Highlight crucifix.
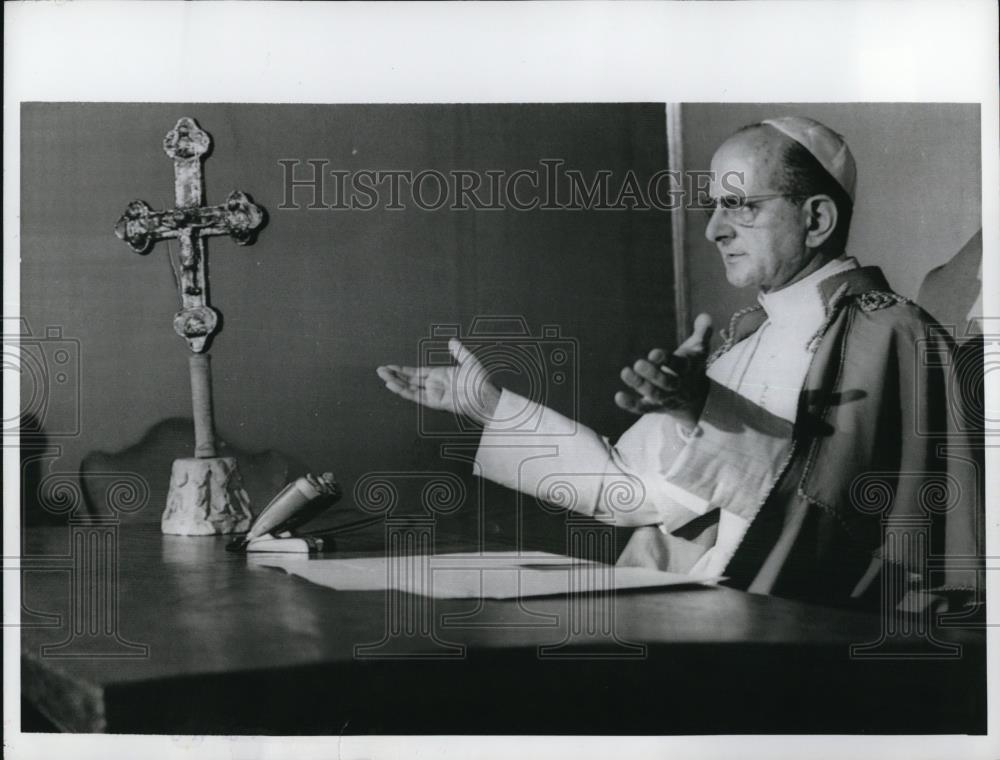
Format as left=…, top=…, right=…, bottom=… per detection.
left=115, top=117, right=266, bottom=535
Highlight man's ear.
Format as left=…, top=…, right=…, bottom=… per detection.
left=802, top=194, right=838, bottom=249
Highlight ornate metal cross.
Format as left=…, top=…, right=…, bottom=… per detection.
left=115, top=117, right=265, bottom=353
left=114, top=117, right=266, bottom=461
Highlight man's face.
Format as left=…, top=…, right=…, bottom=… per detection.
left=705, top=129, right=813, bottom=292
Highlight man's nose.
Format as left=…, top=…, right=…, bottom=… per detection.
left=704, top=205, right=734, bottom=244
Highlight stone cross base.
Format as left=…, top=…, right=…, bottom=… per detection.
left=162, top=457, right=253, bottom=536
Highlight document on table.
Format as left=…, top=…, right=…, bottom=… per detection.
left=251, top=551, right=719, bottom=599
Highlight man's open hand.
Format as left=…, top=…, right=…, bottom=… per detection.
left=614, top=313, right=713, bottom=430
left=377, top=338, right=501, bottom=426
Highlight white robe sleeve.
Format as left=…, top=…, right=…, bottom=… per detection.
left=473, top=389, right=714, bottom=528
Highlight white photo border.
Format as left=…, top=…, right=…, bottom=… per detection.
left=4, top=2, right=998, bottom=759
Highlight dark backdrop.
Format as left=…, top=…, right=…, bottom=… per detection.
left=20, top=102, right=674, bottom=549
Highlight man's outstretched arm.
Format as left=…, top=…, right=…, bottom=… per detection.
left=377, top=328, right=717, bottom=529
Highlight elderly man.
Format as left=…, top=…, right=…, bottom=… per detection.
left=378, top=116, right=980, bottom=611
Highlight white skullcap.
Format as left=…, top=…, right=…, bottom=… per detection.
left=761, top=116, right=857, bottom=202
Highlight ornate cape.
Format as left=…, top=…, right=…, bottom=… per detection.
left=475, top=267, right=983, bottom=611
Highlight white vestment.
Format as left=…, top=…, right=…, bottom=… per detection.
left=474, top=257, right=860, bottom=583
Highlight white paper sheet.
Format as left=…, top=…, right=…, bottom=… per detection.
left=251, top=551, right=719, bottom=599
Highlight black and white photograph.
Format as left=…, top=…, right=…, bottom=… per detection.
left=5, top=3, right=998, bottom=759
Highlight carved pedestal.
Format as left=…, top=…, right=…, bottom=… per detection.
left=162, top=457, right=253, bottom=536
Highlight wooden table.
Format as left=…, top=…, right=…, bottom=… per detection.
left=19, top=522, right=985, bottom=734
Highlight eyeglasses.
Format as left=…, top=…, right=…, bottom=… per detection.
left=696, top=193, right=804, bottom=227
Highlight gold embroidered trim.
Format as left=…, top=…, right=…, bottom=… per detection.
left=707, top=304, right=763, bottom=367
left=857, top=289, right=911, bottom=312
left=806, top=282, right=851, bottom=353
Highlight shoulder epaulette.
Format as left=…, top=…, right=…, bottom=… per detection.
left=856, top=290, right=911, bottom=312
